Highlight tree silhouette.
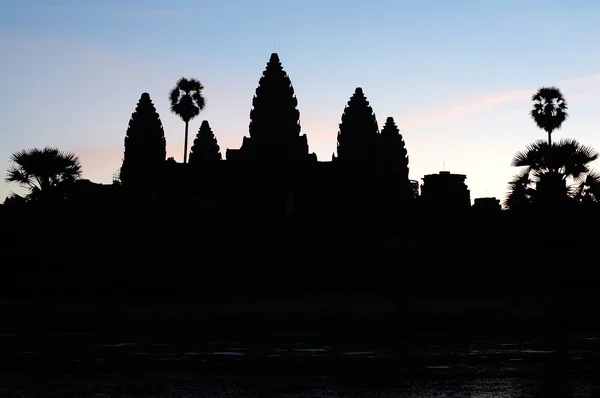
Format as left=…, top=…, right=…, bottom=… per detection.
left=504, top=170, right=534, bottom=210
left=5, top=147, right=82, bottom=204
left=246, top=53, right=310, bottom=163
left=379, top=117, right=409, bottom=200
left=169, top=78, right=206, bottom=163
left=506, top=138, right=600, bottom=208
left=530, top=87, right=568, bottom=146
left=335, top=87, right=379, bottom=166
left=120, top=92, right=166, bottom=190
left=189, top=120, right=222, bottom=165
left=573, top=170, right=600, bottom=206
left=3, top=193, right=26, bottom=207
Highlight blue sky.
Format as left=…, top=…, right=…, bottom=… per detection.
left=2, top=0, right=600, bottom=203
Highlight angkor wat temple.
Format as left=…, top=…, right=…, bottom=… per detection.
left=3, top=53, right=587, bottom=297
left=115, top=53, right=479, bottom=233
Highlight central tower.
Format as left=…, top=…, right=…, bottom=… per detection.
left=235, top=53, right=314, bottom=164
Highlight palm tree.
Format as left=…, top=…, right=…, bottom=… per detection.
left=169, top=78, right=206, bottom=164
left=5, top=147, right=81, bottom=376
left=504, top=170, right=534, bottom=210
left=530, top=86, right=568, bottom=146
left=5, top=147, right=82, bottom=204
left=573, top=170, right=600, bottom=206
left=506, top=138, right=600, bottom=208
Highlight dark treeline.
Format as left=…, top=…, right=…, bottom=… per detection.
left=2, top=54, right=600, bottom=298
left=1, top=200, right=597, bottom=297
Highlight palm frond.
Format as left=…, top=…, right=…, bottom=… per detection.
left=507, top=169, right=532, bottom=187
left=5, top=147, right=82, bottom=200
left=530, top=86, right=569, bottom=134
left=511, top=140, right=548, bottom=168
left=169, top=77, right=206, bottom=122
left=176, top=77, right=191, bottom=92
left=5, top=165, right=31, bottom=187
left=187, top=78, right=204, bottom=92
left=554, top=138, right=598, bottom=181
left=191, top=91, right=206, bottom=111
left=504, top=169, right=534, bottom=210
left=169, top=87, right=180, bottom=110
left=574, top=169, right=600, bottom=203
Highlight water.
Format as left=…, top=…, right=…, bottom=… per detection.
left=3, top=331, right=600, bottom=396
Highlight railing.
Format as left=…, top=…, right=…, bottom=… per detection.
left=112, top=168, right=121, bottom=184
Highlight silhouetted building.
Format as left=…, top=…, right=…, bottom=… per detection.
left=420, top=171, right=471, bottom=209
left=64, top=179, right=121, bottom=220
left=379, top=117, right=410, bottom=201
left=233, top=53, right=316, bottom=165
left=115, top=53, right=425, bottom=230
left=120, top=92, right=166, bottom=192
left=189, top=120, right=222, bottom=165
left=333, top=87, right=380, bottom=207
left=473, top=197, right=501, bottom=212
left=335, top=87, right=379, bottom=167
left=409, top=180, right=420, bottom=198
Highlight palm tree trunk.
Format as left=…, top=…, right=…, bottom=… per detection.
left=183, top=121, right=189, bottom=164
left=548, top=130, right=552, bottom=146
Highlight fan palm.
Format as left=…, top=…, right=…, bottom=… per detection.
left=530, top=87, right=568, bottom=146
left=5, top=147, right=82, bottom=203
left=506, top=138, right=600, bottom=208
left=512, top=138, right=597, bottom=179
left=169, top=78, right=206, bottom=164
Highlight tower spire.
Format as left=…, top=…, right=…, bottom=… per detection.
left=244, top=52, right=309, bottom=163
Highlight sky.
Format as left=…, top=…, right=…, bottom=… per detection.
left=2, top=0, right=600, bottom=203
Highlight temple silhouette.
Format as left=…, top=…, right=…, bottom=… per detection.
left=5, top=54, right=598, bottom=237
left=3, top=53, right=600, bottom=338
left=109, top=53, right=474, bottom=233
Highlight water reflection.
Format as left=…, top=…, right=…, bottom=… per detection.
left=3, top=332, right=600, bottom=396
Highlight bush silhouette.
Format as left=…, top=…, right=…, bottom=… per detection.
left=120, top=92, right=166, bottom=191
left=189, top=120, right=222, bottom=165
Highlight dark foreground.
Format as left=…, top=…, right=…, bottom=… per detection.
left=7, top=329, right=600, bottom=397
left=3, top=210, right=600, bottom=395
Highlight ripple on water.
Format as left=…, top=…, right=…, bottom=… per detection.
left=4, top=334, right=600, bottom=396
left=294, top=348, right=328, bottom=352
left=341, top=352, right=377, bottom=356
left=212, top=352, right=246, bottom=356
left=521, top=349, right=553, bottom=354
